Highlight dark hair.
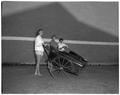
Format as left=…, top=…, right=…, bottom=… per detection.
left=59, top=38, right=63, bottom=41
left=51, top=35, right=56, bottom=39
left=36, top=28, right=43, bottom=36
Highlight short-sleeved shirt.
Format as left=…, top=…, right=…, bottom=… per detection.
left=35, top=35, right=44, bottom=52
left=58, top=42, right=68, bottom=51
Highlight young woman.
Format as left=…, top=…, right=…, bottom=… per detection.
left=58, top=38, right=68, bottom=52
left=34, top=28, right=45, bottom=76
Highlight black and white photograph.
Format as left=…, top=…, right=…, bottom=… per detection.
left=1, top=1, right=119, bottom=94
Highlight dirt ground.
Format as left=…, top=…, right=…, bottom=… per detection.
left=2, top=65, right=119, bottom=94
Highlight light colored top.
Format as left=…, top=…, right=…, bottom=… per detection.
left=35, top=35, right=44, bottom=52
left=58, top=42, right=68, bottom=51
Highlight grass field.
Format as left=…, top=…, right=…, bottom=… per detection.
left=2, top=65, right=119, bottom=94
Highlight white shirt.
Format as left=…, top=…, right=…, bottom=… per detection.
left=58, top=42, right=68, bottom=51
left=35, top=35, right=44, bottom=52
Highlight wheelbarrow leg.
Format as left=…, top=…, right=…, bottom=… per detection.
left=47, top=61, right=55, bottom=78
left=49, top=69, right=55, bottom=78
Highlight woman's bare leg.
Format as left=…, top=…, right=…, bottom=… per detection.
left=35, top=54, right=42, bottom=76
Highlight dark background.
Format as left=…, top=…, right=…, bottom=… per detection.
left=2, top=2, right=119, bottom=65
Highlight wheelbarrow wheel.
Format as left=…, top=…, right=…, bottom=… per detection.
left=47, top=56, right=73, bottom=78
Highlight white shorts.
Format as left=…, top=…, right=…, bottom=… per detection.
left=35, top=51, right=44, bottom=56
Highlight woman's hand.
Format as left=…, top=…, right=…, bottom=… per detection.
left=44, top=42, right=49, bottom=46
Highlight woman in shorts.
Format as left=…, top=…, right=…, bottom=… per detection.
left=34, top=28, right=45, bottom=76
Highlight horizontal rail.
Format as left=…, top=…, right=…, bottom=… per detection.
left=2, top=36, right=118, bottom=46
